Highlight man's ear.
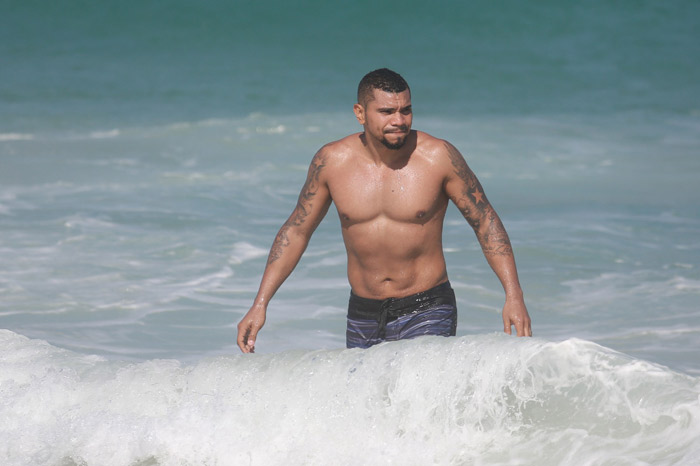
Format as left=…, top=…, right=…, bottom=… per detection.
left=353, top=103, right=365, bottom=125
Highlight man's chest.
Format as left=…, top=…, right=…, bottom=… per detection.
left=328, top=165, right=447, bottom=225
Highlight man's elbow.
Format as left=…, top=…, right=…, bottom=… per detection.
left=288, top=224, right=315, bottom=244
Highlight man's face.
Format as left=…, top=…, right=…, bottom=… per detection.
left=354, top=89, right=413, bottom=150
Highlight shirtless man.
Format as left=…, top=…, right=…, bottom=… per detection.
left=237, top=68, right=531, bottom=353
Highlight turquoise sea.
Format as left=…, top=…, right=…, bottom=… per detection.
left=2, top=1, right=699, bottom=464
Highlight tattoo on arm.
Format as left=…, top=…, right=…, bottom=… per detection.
left=445, top=141, right=513, bottom=257
left=268, top=150, right=328, bottom=264
left=480, top=211, right=513, bottom=256
left=445, top=141, right=486, bottom=224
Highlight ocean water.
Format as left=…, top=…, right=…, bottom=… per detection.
left=1, top=1, right=699, bottom=465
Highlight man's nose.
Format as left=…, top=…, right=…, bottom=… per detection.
left=391, top=112, right=406, bottom=127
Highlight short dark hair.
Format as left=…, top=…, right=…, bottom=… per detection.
left=357, top=68, right=410, bottom=106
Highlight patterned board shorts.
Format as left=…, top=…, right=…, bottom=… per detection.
left=346, top=281, right=458, bottom=349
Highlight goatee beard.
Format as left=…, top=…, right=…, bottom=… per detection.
left=381, top=126, right=409, bottom=150
left=380, top=136, right=406, bottom=150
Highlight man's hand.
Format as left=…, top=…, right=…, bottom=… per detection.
left=502, top=297, right=532, bottom=337
left=237, top=305, right=267, bottom=353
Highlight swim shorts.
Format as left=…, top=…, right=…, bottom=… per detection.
left=346, top=281, right=457, bottom=349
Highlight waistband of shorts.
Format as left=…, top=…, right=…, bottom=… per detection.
left=348, top=280, right=455, bottom=321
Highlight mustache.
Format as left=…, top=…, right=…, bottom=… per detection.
left=384, top=126, right=409, bottom=133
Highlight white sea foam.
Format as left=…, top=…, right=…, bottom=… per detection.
left=561, top=272, right=700, bottom=310
left=88, top=129, right=120, bottom=139
left=1, top=330, right=699, bottom=466
left=228, top=241, right=269, bottom=264
left=0, top=133, right=34, bottom=141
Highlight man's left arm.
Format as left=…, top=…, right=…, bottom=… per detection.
left=442, top=141, right=532, bottom=337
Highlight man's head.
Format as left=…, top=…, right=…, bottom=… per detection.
left=357, top=68, right=410, bottom=108
left=355, top=69, right=413, bottom=150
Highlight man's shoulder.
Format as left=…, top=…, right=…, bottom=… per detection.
left=414, top=131, right=459, bottom=164
left=326, top=133, right=363, bottom=151
left=313, top=133, right=363, bottom=163
left=415, top=130, right=446, bottom=150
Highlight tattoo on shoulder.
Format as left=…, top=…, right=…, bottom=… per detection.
left=268, top=150, right=328, bottom=264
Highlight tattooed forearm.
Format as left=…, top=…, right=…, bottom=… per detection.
left=479, top=210, right=513, bottom=256
left=267, top=151, right=327, bottom=264
left=268, top=224, right=290, bottom=263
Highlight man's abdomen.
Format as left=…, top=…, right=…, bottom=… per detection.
left=342, top=219, right=448, bottom=299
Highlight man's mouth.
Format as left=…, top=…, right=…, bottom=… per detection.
left=385, top=127, right=408, bottom=134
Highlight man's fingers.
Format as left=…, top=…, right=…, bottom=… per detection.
left=237, top=321, right=256, bottom=353
left=237, top=315, right=264, bottom=353
left=246, top=328, right=259, bottom=353
left=503, top=320, right=513, bottom=335
left=236, top=324, right=249, bottom=352
left=514, top=319, right=532, bottom=337
left=504, top=317, right=533, bottom=337
left=503, top=300, right=532, bottom=337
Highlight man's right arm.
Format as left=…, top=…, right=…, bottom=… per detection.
left=236, top=148, right=332, bottom=353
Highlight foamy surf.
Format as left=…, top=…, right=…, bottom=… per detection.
left=0, top=133, right=35, bottom=142
left=1, top=330, right=698, bottom=466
